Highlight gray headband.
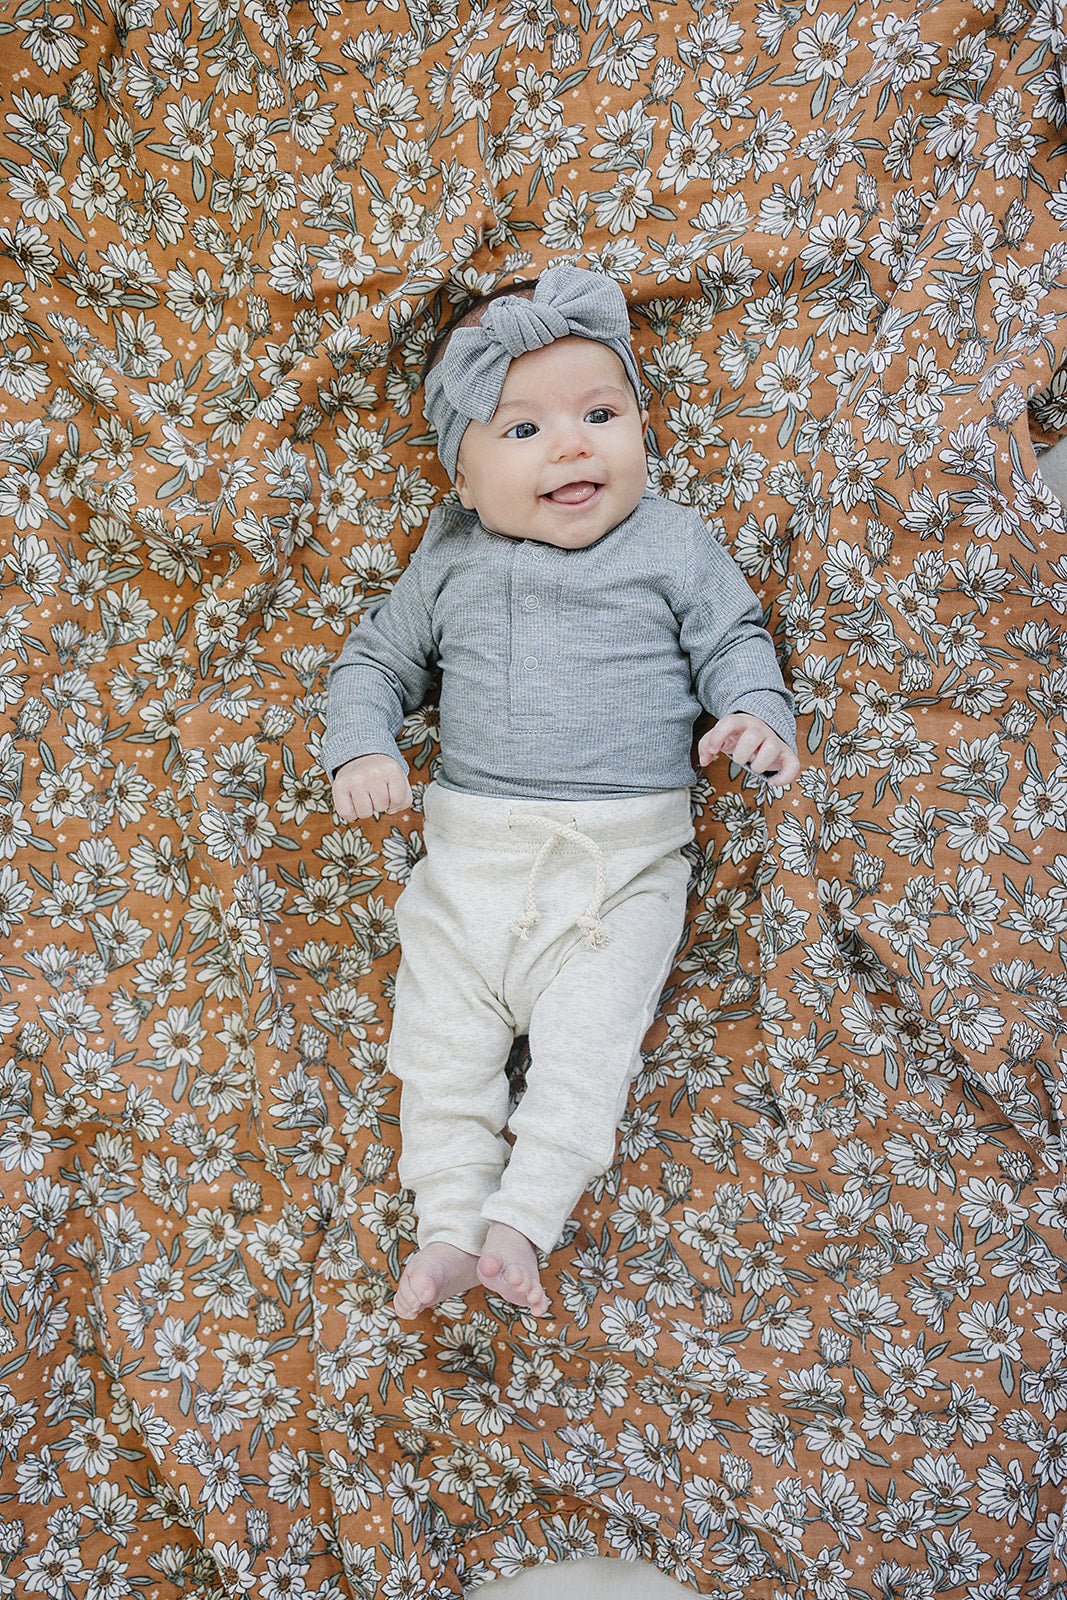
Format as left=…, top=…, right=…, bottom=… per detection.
left=423, top=264, right=643, bottom=480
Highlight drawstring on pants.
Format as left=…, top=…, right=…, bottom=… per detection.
left=509, top=814, right=610, bottom=950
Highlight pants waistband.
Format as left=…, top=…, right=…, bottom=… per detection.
left=422, top=781, right=694, bottom=851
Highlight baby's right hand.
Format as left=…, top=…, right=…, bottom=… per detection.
left=331, top=754, right=413, bottom=820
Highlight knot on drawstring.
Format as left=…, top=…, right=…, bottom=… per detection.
left=576, top=914, right=611, bottom=950
left=509, top=814, right=610, bottom=950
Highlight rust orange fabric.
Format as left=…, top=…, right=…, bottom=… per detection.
left=0, top=1, right=1064, bottom=1595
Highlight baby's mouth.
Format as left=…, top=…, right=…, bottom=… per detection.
left=543, top=481, right=600, bottom=505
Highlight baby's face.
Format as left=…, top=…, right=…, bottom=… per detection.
left=454, top=336, right=648, bottom=549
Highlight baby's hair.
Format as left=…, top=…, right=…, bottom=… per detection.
left=420, top=279, right=537, bottom=383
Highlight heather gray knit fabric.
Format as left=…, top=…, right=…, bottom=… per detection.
left=423, top=264, right=643, bottom=479
left=322, top=493, right=795, bottom=802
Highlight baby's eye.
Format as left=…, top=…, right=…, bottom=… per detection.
left=505, top=421, right=538, bottom=440
left=586, top=406, right=615, bottom=424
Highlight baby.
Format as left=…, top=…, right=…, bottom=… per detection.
left=323, top=265, right=799, bottom=1321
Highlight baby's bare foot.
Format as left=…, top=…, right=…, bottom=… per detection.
left=394, top=1242, right=480, bottom=1320
left=477, top=1223, right=550, bottom=1316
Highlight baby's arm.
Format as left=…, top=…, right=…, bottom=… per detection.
left=323, top=524, right=439, bottom=793
left=699, top=713, right=800, bottom=785
left=332, top=753, right=412, bottom=820
left=677, top=513, right=798, bottom=781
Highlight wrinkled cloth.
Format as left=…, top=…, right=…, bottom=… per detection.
left=2, top=1, right=1066, bottom=1598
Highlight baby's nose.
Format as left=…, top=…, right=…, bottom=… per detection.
left=550, top=417, right=590, bottom=456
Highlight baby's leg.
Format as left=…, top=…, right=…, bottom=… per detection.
left=390, top=848, right=518, bottom=1298
left=391, top=954, right=516, bottom=1246
left=484, top=854, right=689, bottom=1251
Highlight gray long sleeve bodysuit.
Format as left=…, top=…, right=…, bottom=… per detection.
left=323, top=492, right=795, bottom=797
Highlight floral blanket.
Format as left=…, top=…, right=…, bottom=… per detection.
left=0, top=0, right=1065, bottom=1596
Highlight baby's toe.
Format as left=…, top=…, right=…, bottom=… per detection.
left=393, top=1284, right=420, bottom=1318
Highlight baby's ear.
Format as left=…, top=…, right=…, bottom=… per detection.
left=454, top=466, right=474, bottom=509
left=640, top=409, right=649, bottom=441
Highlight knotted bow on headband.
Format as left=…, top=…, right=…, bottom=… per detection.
left=423, top=264, right=643, bottom=479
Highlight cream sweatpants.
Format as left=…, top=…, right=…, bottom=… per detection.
left=389, top=782, right=694, bottom=1256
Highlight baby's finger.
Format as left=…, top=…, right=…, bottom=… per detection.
left=774, top=748, right=801, bottom=784
left=697, top=730, right=721, bottom=766
left=727, top=729, right=763, bottom=769
left=750, top=744, right=800, bottom=785
left=332, top=784, right=359, bottom=821
left=352, top=779, right=390, bottom=819
left=747, top=738, right=783, bottom=775
left=384, top=771, right=413, bottom=813
left=698, top=715, right=744, bottom=763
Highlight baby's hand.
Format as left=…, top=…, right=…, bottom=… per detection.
left=698, top=714, right=800, bottom=785
left=331, top=754, right=413, bottom=819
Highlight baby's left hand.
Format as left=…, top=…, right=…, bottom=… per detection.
left=698, top=713, right=800, bottom=785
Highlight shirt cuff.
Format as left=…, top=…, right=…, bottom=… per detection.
left=319, top=732, right=405, bottom=781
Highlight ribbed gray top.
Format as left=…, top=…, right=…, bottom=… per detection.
left=323, top=494, right=795, bottom=801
